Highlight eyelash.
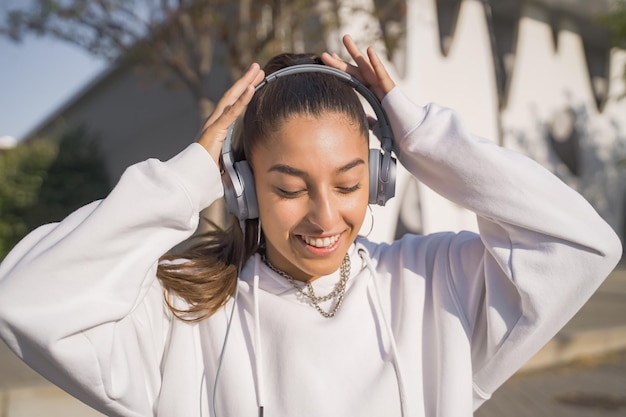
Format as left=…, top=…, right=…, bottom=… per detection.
left=276, top=184, right=361, bottom=198
left=276, top=188, right=304, bottom=198
left=338, top=184, right=361, bottom=194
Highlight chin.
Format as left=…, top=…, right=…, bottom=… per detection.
left=299, top=253, right=348, bottom=278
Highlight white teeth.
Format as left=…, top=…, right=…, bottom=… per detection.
left=302, top=234, right=339, bottom=248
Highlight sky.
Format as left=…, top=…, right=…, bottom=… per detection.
left=0, top=32, right=107, bottom=146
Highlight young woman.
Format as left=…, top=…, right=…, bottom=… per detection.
left=0, top=35, right=621, bottom=417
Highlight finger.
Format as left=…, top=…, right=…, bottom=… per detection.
left=321, top=50, right=364, bottom=84
left=341, top=35, right=379, bottom=85
left=320, top=51, right=351, bottom=72
left=207, top=63, right=263, bottom=124
left=252, top=68, right=265, bottom=86
left=203, top=63, right=262, bottom=134
left=367, top=47, right=388, bottom=79
left=196, top=84, right=256, bottom=162
left=224, top=63, right=263, bottom=100
left=321, top=52, right=344, bottom=63
left=366, top=46, right=396, bottom=98
left=342, top=34, right=364, bottom=60
left=202, top=84, right=254, bottom=142
left=216, top=84, right=256, bottom=128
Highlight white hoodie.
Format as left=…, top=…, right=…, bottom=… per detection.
left=0, top=87, right=621, bottom=417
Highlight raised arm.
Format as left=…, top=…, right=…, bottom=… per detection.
left=0, top=63, right=264, bottom=416
left=327, top=34, right=621, bottom=406
left=385, top=87, right=622, bottom=405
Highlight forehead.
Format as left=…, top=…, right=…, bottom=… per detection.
left=248, top=113, right=368, bottom=173
left=256, top=112, right=367, bottom=158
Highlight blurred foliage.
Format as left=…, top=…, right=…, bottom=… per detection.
left=0, top=128, right=110, bottom=260
left=0, top=0, right=405, bottom=231
left=597, top=0, right=626, bottom=84
left=0, top=140, right=56, bottom=259
left=1, top=0, right=405, bottom=120
left=1, top=0, right=336, bottom=120
left=597, top=0, right=626, bottom=48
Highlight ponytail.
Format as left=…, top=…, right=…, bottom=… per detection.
left=157, top=217, right=261, bottom=322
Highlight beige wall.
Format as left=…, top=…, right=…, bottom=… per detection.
left=340, top=0, right=626, bottom=245
left=27, top=0, right=626, bottom=244
left=34, top=65, right=230, bottom=182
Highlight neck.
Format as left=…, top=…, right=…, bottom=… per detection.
left=263, top=249, right=316, bottom=282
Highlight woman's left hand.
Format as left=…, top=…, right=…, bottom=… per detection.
left=321, top=34, right=396, bottom=102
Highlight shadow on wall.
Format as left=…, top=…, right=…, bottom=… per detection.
left=505, top=97, right=626, bottom=255
left=24, top=127, right=111, bottom=229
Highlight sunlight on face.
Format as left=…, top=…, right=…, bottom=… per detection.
left=250, top=112, right=370, bottom=282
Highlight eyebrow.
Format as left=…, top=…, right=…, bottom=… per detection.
left=268, top=158, right=366, bottom=177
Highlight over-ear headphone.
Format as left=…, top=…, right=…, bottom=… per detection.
left=220, top=64, right=397, bottom=220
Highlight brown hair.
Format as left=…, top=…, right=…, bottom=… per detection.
left=157, top=53, right=369, bottom=321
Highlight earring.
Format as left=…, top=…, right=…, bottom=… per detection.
left=360, top=205, right=375, bottom=238
left=256, top=218, right=262, bottom=246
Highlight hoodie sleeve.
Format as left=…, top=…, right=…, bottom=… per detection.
left=0, top=143, right=223, bottom=417
left=381, top=87, right=622, bottom=405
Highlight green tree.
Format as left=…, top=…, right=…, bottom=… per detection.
left=1, top=0, right=406, bottom=121
left=597, top=0, right=626, bottom=83
left=0, top=139, right=56, bottom=259
left=0, top=0, right=405, bottom=228
left=23, top=128, right=111, bottom=228
left=2, top=0, right=340, bottom=121
left=0, top=128, right=110, bottom=260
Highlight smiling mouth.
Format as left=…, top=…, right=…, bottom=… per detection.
left=300, top=234, right=341, bottom=248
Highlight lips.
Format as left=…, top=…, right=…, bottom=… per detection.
left=300, top=234, right=341, bottom=248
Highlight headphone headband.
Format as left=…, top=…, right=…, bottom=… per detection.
left=261, top=65, right=393, bottom=152
left=221, top=63, right=397, bottom=220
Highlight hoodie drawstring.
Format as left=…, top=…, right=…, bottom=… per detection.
left=247, top=247, right=407, bottom=417
left=253, top=254, right=266, bottom=416
left=358, top=247, right=409, bottom=417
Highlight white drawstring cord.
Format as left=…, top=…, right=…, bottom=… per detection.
left=253, top=254, right=265, bottom=416
left=212, top=261, right=241, bottom=417
left=358, top=247, right=409, bottom=417
left=213, top=240, right=404, bottom=416
left=212, top=220, right=264, bottom=417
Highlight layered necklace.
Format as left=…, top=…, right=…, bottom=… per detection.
left=261, top=253, right=351, bottom=318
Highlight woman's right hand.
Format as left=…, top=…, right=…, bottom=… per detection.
left=196, top=63, right=265, bottom=165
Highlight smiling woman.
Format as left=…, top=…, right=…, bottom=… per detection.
left=0, top=35, right=621, bottom=417
left=252, top=112, right=369, bottom=281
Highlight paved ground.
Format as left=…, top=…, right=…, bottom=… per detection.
left=521, top=264, right=626, bottom=371
left=476, top=349, right=626, bottom=417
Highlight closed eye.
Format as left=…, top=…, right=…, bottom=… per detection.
left=276, top=188, right=306, bottom=198
left=337, top=184, right=361, bottom=194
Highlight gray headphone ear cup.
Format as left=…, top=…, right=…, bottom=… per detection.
left=234, top=160, right=259, bottom=220
left=368, top=149, right=381, bottom=205
left=222, top=161, right=242, bottom=218
left=383, top=156, right=397, bottom=204
left=368, top=148, right=397, bottom=206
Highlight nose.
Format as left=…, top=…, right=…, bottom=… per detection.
left=307, top=188, right=340, bottom=231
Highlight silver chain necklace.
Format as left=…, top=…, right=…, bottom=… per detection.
left=261, top=253, right=351, bottom=318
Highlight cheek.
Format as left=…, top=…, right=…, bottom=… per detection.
left=256, top=193, right=305, bottom=231
left=352, top=193, right=370, bottom=224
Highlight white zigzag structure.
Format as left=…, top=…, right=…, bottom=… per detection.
left=336, top=0, right=626, bottom=242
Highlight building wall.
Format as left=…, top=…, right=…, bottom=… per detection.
left=29, top=0, right=626, bottom=249
left=345, top=0, right=626, bottom=249
left=34, top=65, right=228, bottom=182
